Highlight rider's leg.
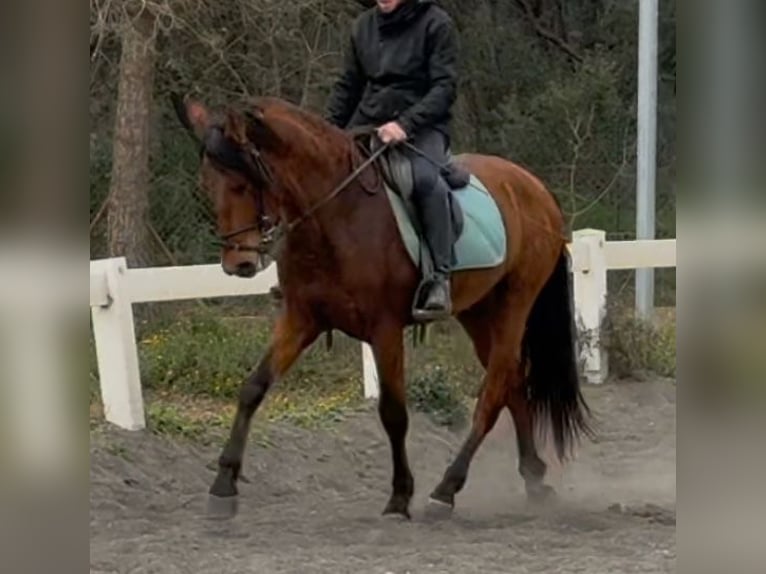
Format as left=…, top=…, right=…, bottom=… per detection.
left=408, top=129, right=453, bottom=318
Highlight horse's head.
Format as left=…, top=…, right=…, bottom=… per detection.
left=173, top=95, right=289, bottom=277
left=174, top=94, right=364, bottom=277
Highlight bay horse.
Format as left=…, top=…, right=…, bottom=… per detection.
left=173, top=94, right=592, bottom=520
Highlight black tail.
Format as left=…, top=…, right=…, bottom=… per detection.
left=523, top=247, right=594, bottom=461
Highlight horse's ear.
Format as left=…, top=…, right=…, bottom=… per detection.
left=223, top=109, right=248, bottom=143
left=171, top=92, right=210, bottom=142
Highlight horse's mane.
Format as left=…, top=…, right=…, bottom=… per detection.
left=250, top=96, right=351, bottom=148
left=246, top=96, right=382, bottom=197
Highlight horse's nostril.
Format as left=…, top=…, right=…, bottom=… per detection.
left=235, top=261, right=257, bottom=277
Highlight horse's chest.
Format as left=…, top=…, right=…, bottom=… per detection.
left=311, top=288, right=368, bottom=337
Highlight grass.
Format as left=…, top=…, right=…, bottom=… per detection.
left=88, top=301, right=676, bottom=443
left=145, top=400, right=230, bottom=444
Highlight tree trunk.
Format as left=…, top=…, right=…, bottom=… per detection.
left=107, top=8, right=156, bottom=267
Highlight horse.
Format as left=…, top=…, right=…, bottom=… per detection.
left=172, top=94, right=592, bottom=520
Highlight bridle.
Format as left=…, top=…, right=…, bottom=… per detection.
left=212, top=134, right=389, bottom=256
left=212, top=140, right=276, bottom=255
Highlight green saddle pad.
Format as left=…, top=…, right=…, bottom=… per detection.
left=386, top=174, right=507, bottom=272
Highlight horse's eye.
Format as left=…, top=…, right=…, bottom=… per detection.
left=231, top=183, right=247, bottom=196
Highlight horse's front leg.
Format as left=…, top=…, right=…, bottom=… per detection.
left=371, top=324, right=414, bottom=519
left=208, top=311, right=318, bottom=518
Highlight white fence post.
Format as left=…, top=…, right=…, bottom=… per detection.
left=361, top=342, right=379, bottom=399
left=90, top=258, right=145, bottom=430
left=572, top=229, right=608, bottom=384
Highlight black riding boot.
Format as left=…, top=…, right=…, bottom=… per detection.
left=415, top=189, right=453, bottom=321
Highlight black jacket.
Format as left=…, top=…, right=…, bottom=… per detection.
left=325, top=0, right=458, bottom=138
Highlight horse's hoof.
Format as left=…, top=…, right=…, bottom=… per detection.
left=423, top=497, right=454, bottom=521
left=382, top=498, right=411, bottom=520
left=526, top=483, right=556, bottom=505
left=206, top=494, right=239, bottom=520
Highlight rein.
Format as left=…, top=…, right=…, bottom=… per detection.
left=216, top=139, right=390, bottom=254
left=283, top=139, right=388, bottom=233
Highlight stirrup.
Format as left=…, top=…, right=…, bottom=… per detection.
left=412, top=305, right=451, bottom=323
left=411, top=277, right=452, bottom=323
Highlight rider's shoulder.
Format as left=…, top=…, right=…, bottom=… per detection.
left=422, top=2, right=456, bottom=31
left=350, top=6, right=377, bottom=35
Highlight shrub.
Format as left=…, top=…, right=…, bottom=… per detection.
left=604, top=305, right=676, bottom=380
left=407, top=365, right=468, bottom=428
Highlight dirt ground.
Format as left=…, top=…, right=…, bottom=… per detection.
left=90, top=379, right=676, bottom=574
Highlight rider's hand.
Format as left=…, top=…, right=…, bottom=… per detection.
left=377, top=121, right=408, bottom=144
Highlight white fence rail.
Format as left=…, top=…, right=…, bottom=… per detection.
left=89, top=229, right=676, bottom=431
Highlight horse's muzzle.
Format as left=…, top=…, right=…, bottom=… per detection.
left=222, top=252, right=271, bottom=278
left=232, top=261, right=257, bottom=278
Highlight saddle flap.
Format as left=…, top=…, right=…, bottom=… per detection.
left=379, top=143, right=415, bottom=201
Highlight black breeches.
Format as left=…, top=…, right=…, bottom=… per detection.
left=406, top=129, right=450, bottom=202
left=403, top=129, right=453, bottom=275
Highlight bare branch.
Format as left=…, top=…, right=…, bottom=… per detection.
left=566, top=112, right=633, bottom=225
left=564, top=103, right=597, bottom=228
left=514, top=0, right=583, bottom=64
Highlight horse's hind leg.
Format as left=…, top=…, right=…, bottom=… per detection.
left=371, top=323, right=414, bottom=518
left=506, top=377, right=555, bottom=502
left=454, top=299, right=552, bottom=500
left=428, top=293, right=529, bottom=512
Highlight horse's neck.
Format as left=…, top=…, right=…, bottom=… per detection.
left=276, top=151, right=383, bottom=280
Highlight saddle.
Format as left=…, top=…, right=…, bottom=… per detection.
left=356, top=131, right=470, bottom=281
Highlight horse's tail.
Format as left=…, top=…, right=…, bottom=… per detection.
left=523, top=246, right=594, bottom=461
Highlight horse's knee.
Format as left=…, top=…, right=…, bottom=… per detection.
left=238, top=358, right=273, bottom=413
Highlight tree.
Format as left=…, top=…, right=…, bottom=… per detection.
left=106, top=4, right=157, bottom=266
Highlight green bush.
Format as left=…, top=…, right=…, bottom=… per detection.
left=604, top=305, right=676, bottom=379
left=407, top=365, right=468, bottom=428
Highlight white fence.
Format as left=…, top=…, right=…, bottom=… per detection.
left=89, top=229, right=676, bottom=431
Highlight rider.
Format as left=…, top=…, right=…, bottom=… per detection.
left=325, top=0, right=458, bottom=319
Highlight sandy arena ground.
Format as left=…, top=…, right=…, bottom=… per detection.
left=90, top=379, right=676, bottom=573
